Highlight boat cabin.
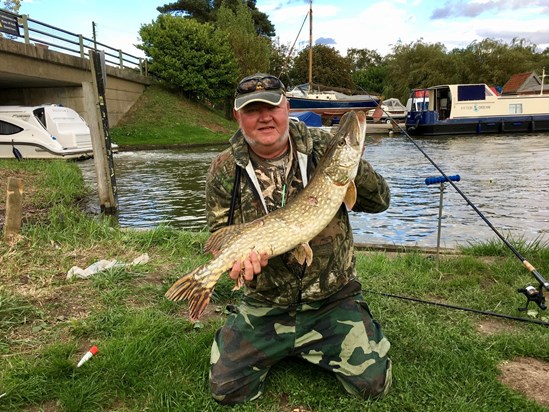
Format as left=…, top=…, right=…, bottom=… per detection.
left=405, top=82, right=549, bottom=135
left=0, top=104, right=95, bottom=159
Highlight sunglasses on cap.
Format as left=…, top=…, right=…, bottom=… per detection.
left=236, top=75, right=285, bottom=95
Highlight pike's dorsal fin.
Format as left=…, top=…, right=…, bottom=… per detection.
left=343, top=181, right=357, bottom=209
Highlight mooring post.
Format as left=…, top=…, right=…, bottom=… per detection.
left=435, top=182, right=445, bottom=259
left=84, top=49, right=118, bottom=214
left=4, top=177, right=23, bottom=240
left=425, top=174, right=461, bottom=259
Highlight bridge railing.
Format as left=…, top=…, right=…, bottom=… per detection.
left=1, top=9, right=147, bottom=76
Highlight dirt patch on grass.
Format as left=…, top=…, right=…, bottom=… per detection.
left=474, top=321, right=549, bottom=407
left=476, top=318, right=518, bottom=335
left=498, top=357, right=549, bottom=407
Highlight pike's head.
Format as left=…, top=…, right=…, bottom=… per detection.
left=323, top=111, right=366, bottom=185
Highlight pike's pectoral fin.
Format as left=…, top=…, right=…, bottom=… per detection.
left=293, top=242, right=314, bottom=266
left=233, top=270, right=246, bottom=291
left=343, top=180, right=357, bottom=209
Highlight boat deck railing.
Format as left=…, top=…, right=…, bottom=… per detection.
left=1, top=9, right=147, bottom=75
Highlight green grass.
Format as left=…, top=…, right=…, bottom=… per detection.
left=1, top=161, right=549, bottom=411
left=110, top=84, right=237, bottom=147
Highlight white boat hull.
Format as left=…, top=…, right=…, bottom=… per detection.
left=0, top=104, right=110, bottom=159
left=0, top=141, right=93, bottom=159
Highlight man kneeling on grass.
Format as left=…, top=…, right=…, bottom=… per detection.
left=205, top=73, right=392, bottom=404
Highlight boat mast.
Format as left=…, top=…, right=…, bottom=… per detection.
left=308, top=0, right=313, bottom=86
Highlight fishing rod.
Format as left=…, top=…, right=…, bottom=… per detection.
left=363, top=95, right=548, bottom=313
left=363, top=290, right=549, bottom=327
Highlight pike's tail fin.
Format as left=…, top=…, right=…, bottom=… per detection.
left=165, top=266, right=214, bottom=321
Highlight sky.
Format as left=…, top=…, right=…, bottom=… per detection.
left=15, top=0, right=549, bottom=60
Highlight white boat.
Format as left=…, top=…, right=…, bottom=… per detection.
left=366, top=98, right=408, bottom=123
left=0, top=104, right=103, bottom=159
left=405, top=83, right=549, bottom=135
left=287, top=84, right=380, bottom=115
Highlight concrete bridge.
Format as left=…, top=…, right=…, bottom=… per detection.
left=0, top=37, right=150, bottom=126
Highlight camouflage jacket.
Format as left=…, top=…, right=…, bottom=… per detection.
left=205, top=120, right=390, bottom=305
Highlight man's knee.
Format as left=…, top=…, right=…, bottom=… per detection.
left=337, top=358, right=392, bottom=400
left=210, top=377, right=263, bottom=405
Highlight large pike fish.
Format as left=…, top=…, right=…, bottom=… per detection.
left=165, top=110, right=367, bottom=320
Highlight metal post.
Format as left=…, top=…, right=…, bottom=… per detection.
left=436, top=182, right=445, bottom=259
left=118, top=49, right=123, bottom=68
left=308, top=0, right=313, bottom=85
left=79, top=34, right=85, bottom=58
left=424, top=174, right=461, bottom=259
left=92, top=21, right=97, bottom=50
left=21, top=14, right=29, bottom=44
left=540, top=67, right=546, bottom=96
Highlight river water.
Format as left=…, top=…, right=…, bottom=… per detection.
left=79, top=132, right=549, bottom=248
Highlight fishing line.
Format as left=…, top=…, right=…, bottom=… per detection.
left=363, top=289, right=549, bottom=326
left=358, top=93, right=548, bottom=311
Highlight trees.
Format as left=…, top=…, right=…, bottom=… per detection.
left=141, top=2, right=549, bottom=111
left=138, top=14, right=238, bottom=105
left=289, top=44, right=354, bottom=90
left=383, top=40, right=451, bottom=103
left=157, top=0, right=275, bottom=36
left=347, top=48, right=386, bottom=95
left=216, top=1, right=270, bottom=78
left=2, top=0, right=20, bottom=13
left=456, top=38, right=543, bottom=86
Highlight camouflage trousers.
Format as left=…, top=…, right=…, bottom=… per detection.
left=209, top=281, right=392, bottom=405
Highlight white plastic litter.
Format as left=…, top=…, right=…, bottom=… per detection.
left=66, top=253, right=150, bottom=280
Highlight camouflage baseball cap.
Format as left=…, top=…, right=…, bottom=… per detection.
left=234, top=73, right=286, bottom=111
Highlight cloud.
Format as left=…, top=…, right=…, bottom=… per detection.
left=431, top=0, right=549, bottom=19
left=478, top=27, right=549, bottom=48
left=315, top=37, right=336, bottom=45
left=272, top=0, right=309, bottom=11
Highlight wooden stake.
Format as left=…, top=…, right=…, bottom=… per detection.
left=4, top=177, right=23, bottom=240
left=84, top=49, right=118, bottom=214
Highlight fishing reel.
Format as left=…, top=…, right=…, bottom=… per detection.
left=517, top=284, right=547, bottom=311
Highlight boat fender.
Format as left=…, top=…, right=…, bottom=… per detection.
left=11, top=140, right=23, bottom=161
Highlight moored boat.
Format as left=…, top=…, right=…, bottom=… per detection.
left=0, top=104, right=115, bottom=159
left=366, top=98, right=408, bottom=123
left=287, top=84, right=380, bottom=115
left=405, top=82, right=549, bottom=136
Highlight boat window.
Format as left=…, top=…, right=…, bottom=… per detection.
left=33, top=107, right=47, bottom=128
left=509, top=104, right=523, bottom=114
left=457, top=85, right=485, bottom=101
left=0, top=120, right=24, bottom=135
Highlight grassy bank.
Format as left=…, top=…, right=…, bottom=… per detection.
left=110, top=84, right=237, bottom=148
left=2, top=160, right=549, bottom=411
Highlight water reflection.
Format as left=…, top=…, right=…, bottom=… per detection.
left=79, top=133, right=549, bottom=248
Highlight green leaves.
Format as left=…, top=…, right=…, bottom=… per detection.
left=139, top=14, right=238, bottom=104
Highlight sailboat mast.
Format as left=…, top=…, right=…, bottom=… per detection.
left=308, top=0, right=313, bottom=85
